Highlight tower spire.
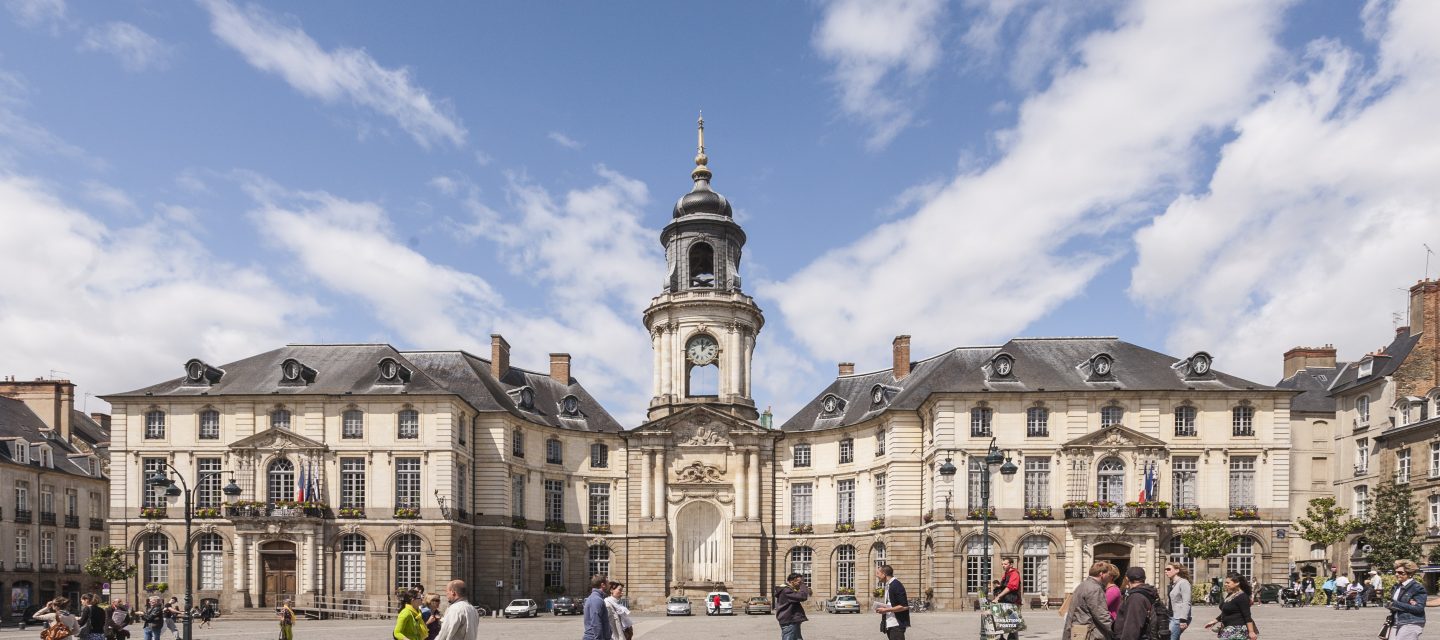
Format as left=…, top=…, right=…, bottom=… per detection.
left=691, top=112, right=712, bottom=184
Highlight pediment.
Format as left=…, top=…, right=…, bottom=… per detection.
left=228, top=427, right=329, bottom=452
left=1060, top=424, right=1167, bottom=450
left=630, top=405, right=774, bottom=441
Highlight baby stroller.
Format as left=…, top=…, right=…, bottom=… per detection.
left=1279, top=587, right=1304, bottom=608
left=1338, top=587, right=1362, bottom=610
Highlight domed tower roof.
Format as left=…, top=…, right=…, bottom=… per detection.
left=673, top=114, right=733, bottom=218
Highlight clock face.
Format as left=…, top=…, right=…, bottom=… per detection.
left=1193, top=356, right=1210, bottom=375
left=687, top=335, right=719, bottom=365
left=995, top=357, right=1013, bottom=376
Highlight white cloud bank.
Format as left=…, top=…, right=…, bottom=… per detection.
left=80, top=22, right=171, bottom=72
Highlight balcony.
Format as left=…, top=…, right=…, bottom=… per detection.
left=39, top=512, right=55, bottom=526
left=14, top=561, right=32, bottom=571
left=64, top=515, right=79, bottom=529
left=1063, top=502, right=1170, bottom=519
left=139, top=507, right=167, bottom=519
left=1175, top=426, right=1197, bottom=437
left=1229, top=505, right=1260, bottom=520
left=336, top=507, right=365, bottom=519
left=15, top=509, right=32, bottom=524
left=89, top=518, right=105, bottom=531
left=63, top=564, right=80, bottom=573
left=511, top=516, right=528, bottom=529
left=39, top=563, right=57, bottom=573
left=225, top=501, right=328, bottom=519
left=1023, top=507, right=1054, bottom=520
left=1355, top=465, right=1369, bottom=477
left=1172, top=504, right=1201, bottom=519
left=394, top=504, right=420, bottom=519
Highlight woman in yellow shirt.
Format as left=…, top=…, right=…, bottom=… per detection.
left=277, top=599, right=296, bottom=640
left=393, top=591, right=426, bottom=640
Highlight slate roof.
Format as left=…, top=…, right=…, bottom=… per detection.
left=106, top=344, right=623, bottom=433
left=0, top=396, right=103, bottom=477
left=1328, top=329, right=1421, bottom=395
left=70, top=410, right=111, bottom=448
left=1275, top=365, right=1347, bottom=413
left=781, top=337, right=1277, bottom=432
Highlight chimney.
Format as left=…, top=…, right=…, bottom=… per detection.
left=1282, top=345, right=1337, bottom=379
left=90, top=412, right=112, bottom=435
left=550, top=353, right=572, bottom=385
left=892, top=335, right=911, bottom=380
left=838, top=362, right=855, bottom=376
left=490, top=334, right=511, bottom=380
left=0, top=378, right=75, bottom=442
left=1411, top=279, right=1440, bottom=339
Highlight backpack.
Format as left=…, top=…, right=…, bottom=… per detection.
left=1145, top=592, right=1171, bottom=640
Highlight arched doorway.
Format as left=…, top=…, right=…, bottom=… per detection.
left=1094, top=542, right=1132, bottom=577
left=674, top=501, right=727, bottom=584
left=259, top=540, right=296, bottom=607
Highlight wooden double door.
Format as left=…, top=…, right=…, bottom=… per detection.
left=261, top=542, right=296, bottom=607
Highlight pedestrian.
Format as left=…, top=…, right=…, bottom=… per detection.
left=1386, top=559, right=1426, bottom=640
left=393, top=590, right=425, bottom=640
left=1165, top=563, right=1192, bottom=640
left=583, top=576, right=612, bottom=640
left=775, top=573, right=810, bottom=640
left=1322, top=574, right=1336, bottom=607
left=17, top=594, right=31, bottom=631
left=141, top=597, right=165, bottom=640
left=432, top=580, right=479, bottom=640
left=106, top=600, right=131, bottom=640
left=79, top=594, right=107, bottom=640
left=1202, top=573, right=1257, bottom=640
left=1364, top=572, right=1378, bottom=608
left=604, top=581, right=633, bottom=640
left=198, top=602, right=214, bottom=630
left=277, top=599, right=296, bottom=640
left=711, top=593, right=722, bottom=615
left=874, top=564, right=910, bottom=640
left=1302, top=576, right=1315, bottom=607
left=1061, top=562, right=1117, bottom=640
left=421, top=595, right=443, bottom=640
left=1335, top=572, right=1351, bottom=608
left=162, top=598, right=181, bottom=639
left=1105, top=567, right=1123, bottom=620
left=996, top=558, right=1023, bottom=606
left=1372, top=571, right=1386, bottom=607
left=35, top=596, right=81, bottom=639
left=1116, top=567, right=1159, bottom=640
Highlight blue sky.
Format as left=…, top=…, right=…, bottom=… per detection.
left=2, top=0, right=1438, bottom=424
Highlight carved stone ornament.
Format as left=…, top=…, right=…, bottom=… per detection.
left=144, top=522, right=159, bottom=533
left=398, top=523, right=416, bottom=536
left=198, top=523, right=217, bottom=535
left=1102, top=430, right=1130, bottom=447
left=675, top=461, right=725, bottom=483
left=587, top=537, right=607, bottom=548
left=266, top=523, right=281, bottom=535
left=678, top=422, right=728, bottom=447
left=341, top=523, right=361, bottom=536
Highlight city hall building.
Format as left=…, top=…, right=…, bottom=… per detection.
left=104, top=122, right=1295, bottom=613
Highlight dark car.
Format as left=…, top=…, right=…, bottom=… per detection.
left=1256, top=583, right=1285, bottom=604
left=552, top=597, right=580, bottom=616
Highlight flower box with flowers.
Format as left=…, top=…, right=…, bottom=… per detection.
left=835, top=522, right=856, bottom=533
left=968, top=507, right=996, bottom=520
left=1172, top=507, right=1201, bottom=519
left=837, top=588, right=855, bottom=596
left=511, top=516, right=527, bottom=529
left=1228, top=506, right=1259, bottom=520
left=544, top=520, right=567, bottom=532
left=873, top=587, right=885, bottom=598
left=588, top=524, right=612, bottom=535
left=870, top=516, right=886, bottom=530
left=226, top=501, right=265, bottom=518
left=1024, top=507, right=1053, bottom=520
left=139, top=507, right=167, bottom=519
left=193, top=507, right=221, bottom=519
left=337, top=507, right=365, bottom=519
left=1125, top=501, right=1169, bottom=518
left=543, top=585, right=566, bottom=596
left=790, top=524, right=814, bottom=534
left=923, top=511, right=935, bottom=524
left=394, top=506, right=421, bottom=519
left=144, top=582, right=168, bottom=593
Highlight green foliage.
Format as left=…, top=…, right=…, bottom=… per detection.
left=1294, top=497, right=1361, bottom=564
left=1179, top=518, right=1238, bottom=559
left=1428, top=544, right=1440, bottom=565
left=84, top=545, right=137, bottom=582
left=1362, top=479, right=1423, bottom=572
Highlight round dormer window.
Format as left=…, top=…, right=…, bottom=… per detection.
left=872, top=385, right=885, bottom=406
left=1093, top=355, right=1113, bottom=376
left=283, top=360, right=302, bottom=381
left=994, top=354, right=1014, bottom=377
left=1191, top=353, right=1211, bottom=375
left=380, top=359, right=399, bottom=379
left=519, top=388, right=535, bottom=410
left=561, top=395, right=580, bottom=416
left=822, top=395, right=840, bottom=414
left=186, top=361, right=205, bottom=382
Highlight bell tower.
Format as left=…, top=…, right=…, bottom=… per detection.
left=643, top=116, right=764, bottom=422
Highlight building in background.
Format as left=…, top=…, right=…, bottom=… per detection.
left=1275, top=345, right=1343, bottom=575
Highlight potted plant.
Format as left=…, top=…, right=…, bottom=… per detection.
left=1173, top=507, right=1201, bottom=519
left=835, top=522, right=855, bottom=533
left=144, top=582, right=168, bottom=593
left=873, top=587, right=885, bottom=598
left=394, top=506, right=421, bottom=519
left=337, top=507, right=365, bottom=518
left=588, top=524, right=612, bottom=535
left=193, top=507, right=221, bottom=519
left=511, top=516, right=527, bottom=529
left=139, top=507, right=166, bottom=519
left=544, top=520, right=567, bottom=532
left=790, top=524, right=814, bottom=534
left=1229, top=506, right=1259, bottom=520
left=837, top=588, right=855, bottom=595
left=1024, top=507, right=1052, bottom=520
left=967, top=507, right=996, bottom=520
left=870, top=516, right=886, bottom=530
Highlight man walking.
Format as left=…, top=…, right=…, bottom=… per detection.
left=1062, top=562, right=1117, bottom=640
left=582, top=576, right=611, bottom=640
left=774, top=573, right=810, bottom=640
left=996, top=557, right=1023, bottom=605
left=874, top=564, right=910, bottom=640
left=433, top=580, right=479, bottom=640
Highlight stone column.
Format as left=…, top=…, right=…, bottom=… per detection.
left=727, top=324, right=740, bottom=399
left=641, top=449, right=653, bottom=519
left=659, top=328, right=673, bottom=398
left=748, top=450, right=760, bottom=520
left=742, top=332, right=754, bottom=398
left=653, top=449, right=666, bottom=519
left=735, top=451, right=747, bottom=519
left=652, top=330, right=662, bottom=399
left=233, top=533, right=247, bottom=592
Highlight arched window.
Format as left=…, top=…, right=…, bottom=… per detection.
left=1096, top=458, right=1125, bottom=507
left=510, top=541, right=525, bottom=593
left=144, top=533, right=169, bottom=585
left=342, top=410, right=364, bottom=439
left=198, top=410, right=220, bottom=440
left=1225, top=536, right=1256, bottom=578
left=1027, top=407, right=1049, bottom=437
left=793, top=443, right=811, bottom=468
left=1168, top=537, right=1194, bottom=578
left=341, top=534, right=366, bottom=592
left=835, top=545, right=856, bottom=592
left=1100, top=405, right=1124, bottom=427
left=875, top=429, right=886, bottom=457
left=871, top=543, right=887, bottom=569
left=1022, top=536, right=1050, bottom=595
left=971, top=407, right=993, bottom=437
left=395, top=535, right=421, bottom=588
left=543, top=543, right=565, bottom=590
left=789, top=546, right=813, bottom=587
left=1232, top=406, right=1255, bottom=436
left=1174, top=405, right=1197, bottom=437
left=688, top=242, right=715, bottom=287
left=144, top=410, right=166, bottom=439
left=197, top=533, right=223, bottom=590
left=588, top=545, right=610, bottom=578
left=397, top=409, right=419, bottom=439
left=685, top=334, right=719, bottom=397
left=267, top=459, right=295, bottom=504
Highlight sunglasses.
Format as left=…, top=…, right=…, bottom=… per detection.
left=1396, top=570, right=1409, bottom=575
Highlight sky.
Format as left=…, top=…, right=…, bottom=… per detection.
left=2, top=0, right=1438, bottom=425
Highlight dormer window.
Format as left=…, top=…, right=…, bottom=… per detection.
left=376, top=357, right=412, bottom=385
left=1177, top=352, right=1213, bottom=379
left=870, top=385, right=896, bottom=408
left=39, top=446, right=51, bottom=468
left=820, top=394, right=847, bottom=417
left=88, top=457, right=98, bottom=476
left=182, top=359, right=223, bottom=386
left=279, top=358, right=316, bottom=386
left=511, top=387, right=536, bottom=412
left=1359, top=359, right=1374, bottom=378
left=988, top=353, right=1016, bottom=380
left=14, top=441, right=29, bottom=464
left=559, top=395, right=582, bottom=418
left=1084, top=353, right=1116, bottom=381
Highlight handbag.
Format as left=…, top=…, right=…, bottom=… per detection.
left=41, top=620, right=74, bottom=640
left=1378, top=613, right=1395, bottom=640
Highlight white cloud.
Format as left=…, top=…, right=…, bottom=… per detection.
left=547, top=131, right=583, bottom=150
left=4, top=0, right=65, bottom=31
left=0, top=67, right=104, bottom=170
left=80, top=22, right=171, bottom=72
left=772, top=0, right=1293, bottom=372
left=1130, top=0, right=1440, bottom=383
left=0, top=174, right=318, bottom=410
left=81, top=180, right=138, bottom=213
left=959, top=0, right=1113, bottom=89
left=198, top=0, right=466, bottom=149
left=812, top=0, right=946, bottom=149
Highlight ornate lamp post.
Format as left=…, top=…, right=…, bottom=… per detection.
left=147, top=466, right=242, bottom=640
left=938, top=437, right=1016, bottom=632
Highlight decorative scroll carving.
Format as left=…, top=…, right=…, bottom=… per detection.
left=678, top=422, right=728, bottom=446
left=675, top=461, right=725, bottom=483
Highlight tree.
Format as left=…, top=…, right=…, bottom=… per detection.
left=84, top=545, right=137, bottom=583
left=1179, top=518, right=1239, bottom=588
left=1363, top=478, right=1423, bottom=572
left=1294, top=497, right=1361, bottom=567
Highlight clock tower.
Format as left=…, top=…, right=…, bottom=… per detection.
left=643, top=116, right=764, bottom=422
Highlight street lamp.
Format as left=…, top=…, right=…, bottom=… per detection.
left=938, top=437, right=1016, bottom=633
left=146, top=466, right=241, bottom=640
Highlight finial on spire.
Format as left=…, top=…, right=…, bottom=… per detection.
left=692, top=112, right=712, bottom=183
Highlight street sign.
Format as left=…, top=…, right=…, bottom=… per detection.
left=495, top=580, right=503, bottom=589
left=102, top=583, right=111, bottom=595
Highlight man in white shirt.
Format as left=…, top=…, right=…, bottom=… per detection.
left=1334, top=573, right=1350, bottom=607
left=433, top=580, right=479, bottom=640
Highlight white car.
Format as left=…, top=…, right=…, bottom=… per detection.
left=704, top=592, right=734, bottom=616
left=825, top=594, right=861, bottom=614
left=503, top=599, right=538, bottom=618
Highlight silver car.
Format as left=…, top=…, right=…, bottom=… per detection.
left=825, top=594, right=861, bottom=613
left=666, top=596, right=693, bottom=616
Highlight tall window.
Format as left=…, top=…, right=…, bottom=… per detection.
left=195, top=458, right=222, bottom=508
left=90, top=536, right=100, bottom=557
left=874, top=473, right=886, bottom=517
left=968, top=458, right=986, bottom=511
left=1100, top=405, right=1123, bottom=427
left=342, top=410, right=364, bottom=439
left=1357, top=438, right=1370, bottom=473
left=789, top=547, right=813, bottom=586
left=1431, top=443, right=1440, bottom=478
left=395, top=535, right=421, bottom=588
left=198, top=534, right=223, bottom=590
left=40, top=486, right=54, bottom=515
left=271, top=409, right=291, bottom=430
left=340, top=458, right=366, bottom=508
left=543, top=544, right=564, bottom=589
left=793, top=443, right=811, bottom=468
left=1232, top=406, right=1255, bottom=436
left=397, top=410, right=419, bottom=439
left=1225, top=536, right=1255, bottom=578
left=511, top=475, right=525, bottom=518
left=65, top=489, right=77, bottom=516
left=14, top=480, right=29, bottom=513
left=965, top=538, right=989, bottom=595
left=971, top=407, right=993, bottom=437
left=1355, top=485, right=1370, bottom=518
left=1430, top=495, right=1440, bottom=529
left=588, top=483, right=610, bottom=526
left=198, top=410, right=220, bottom=440
left=144, top=533, right=169, bottom=585
left=545, top=479, right=564, bottom=523
left=791, top=483, right=813, bottom=526
left=144, top=410, right=165, bottom=439
left=457, top=464, right=467, bottom=513
left=837, top=479, right=855, bottom=525
left=546, top=439, right=563, bottom=465
left=1398, top=449, right=1413, bottom=484
left=1174, top=406, right=1197, bottom=437
left=341, top=534, right=366, bottom=591
left=872, top=543, right=888, bottom=569
left=839, top=438, right=854, bottom=464
left=512, top=429, right=525, bottom=457
left=395, top=457, right=421, bottom=508
left=1097, top=458, right=1125, bottom=506
left=267, top=459, right=295, bottom=504
left=510, top=542, right=525, bottom=592
left=141, top=458, right=164, bottom=507
left=1172, top=457, right=1198, bottom=508
left=590, top=444, right=609, bottom=468
left=1024, top=458, right=1050, bottom=509
left=40, top=531, right=54, bottom=565
left=1228, top=457, right=1256, bottom=508
left=1168, top=537, right=1195, bottom=578
left=65, top=534, right=76, bottom=565
left=836, top=545, right=856, bottom=591
left=875, top=429, right=886, bottom=456
left=15, top=530, right=29, bottom=563
left=1026, top=407, right=1049, bottom=437
left=1358, top=395, right=1371, bottom=424
left=1022, top=537, right=1050, bottom=594
left=588, top=545, right=610, bottom=578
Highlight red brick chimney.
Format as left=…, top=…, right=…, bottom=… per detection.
left=893, top=335, right=911, bottom=380
left=1283, top=345, right=1337, bottom=379
left=90, top=412, right=112, bottom=434
left=550, top=353, right=572, bottom=385
left=838, top=362, right=855, bottom=376
left=490, top=334, right=511, bottom=380
left=1411, top=279, right=1440, bottom=338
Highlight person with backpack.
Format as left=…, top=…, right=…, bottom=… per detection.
left=1116, top=567, right=1160, bottom=640
left=1164, top=563, right=1191, bottom=640
left=996, top=558, right=1023, bottom=606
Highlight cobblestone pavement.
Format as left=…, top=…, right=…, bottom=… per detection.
left=10, top=603, right=1387, bottom=640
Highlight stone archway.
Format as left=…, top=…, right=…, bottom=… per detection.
left=673, top=501, right=728, bottom=585
left=1094, top=542, right=1132, bottom=577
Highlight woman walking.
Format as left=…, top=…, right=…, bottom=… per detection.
left=1165, top=564, right=1192, bottom=640
left=198, top=602, right=214, bottom=630
left=604, top=581, right=633, bottom=640
left=163, top=598, right=181, bottom=640
left=35, top=597, right=81, bottom=638
left=1386, top=559, right=1426, bottom=640
left=277, top=599, right=296, bottom=640
left=1202, top=573, right=1257, bottom=640
left=1105, top=568, right=1123, bottom=621
left=393, top=590, right=427, bottom=640
left=78, top=594, right=107, bottom=640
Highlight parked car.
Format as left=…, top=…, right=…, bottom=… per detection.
left=552, top=597, right=579, bottom=616
left=666, top=596, right=693, bottom=616
left=744, top=597, right=772, bottom=615
left=504, top=599, right=539, bottom=618
left=825, top=594, right=861, bottom=614
left=704, top=592, right=734, bottom=616
left=1256, top=583, right=1284, bottom=604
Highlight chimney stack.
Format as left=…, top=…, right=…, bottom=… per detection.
left=0, top=378, right=75, bottom=442
left=1411, top=279, right=1439, bottom=339
left=1282, top=345, right=1337, bottom=379
left=893, top=335, right=911, bottom=380
left=550, top=353, right=572, bottom=385
left=838, top=362, right=855, bottom=376
left=90, top=412, right=112, bottom=434
left=490, top=334, right=511, bottom=380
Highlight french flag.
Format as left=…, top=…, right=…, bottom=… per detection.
left=297, top=463, right=308, bottom=502
left=1139, top=463, right=1156, bottom=502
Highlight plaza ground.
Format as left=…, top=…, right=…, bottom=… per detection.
left=14, top=601, right=1390, bottom=640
